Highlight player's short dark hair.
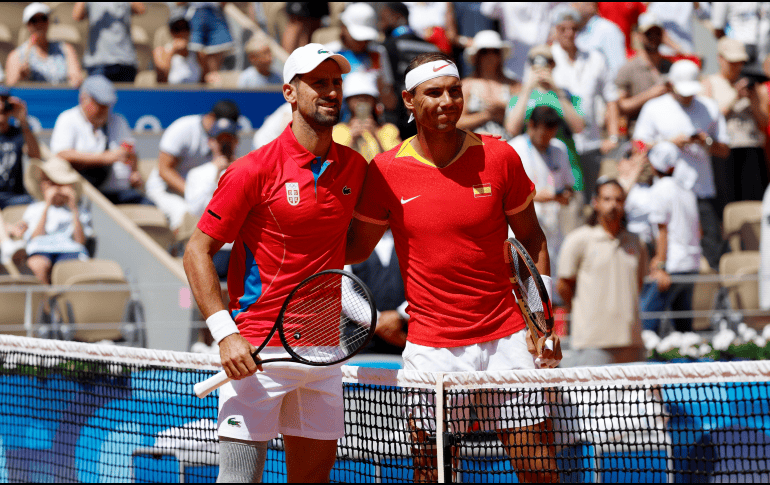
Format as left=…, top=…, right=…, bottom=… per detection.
left=405, top=53, right=456, bottom=94
left=529, top=106, right=561, bottom=127
left=211, top=100, right=240, bottom=122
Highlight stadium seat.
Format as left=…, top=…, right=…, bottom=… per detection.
left=0, top=3, right=29, bottom=44
left=719, top=251, right=760, bottom=327
left=0, top=274, right=44, bottom=336
left=175, top=212, right=200, bottom=246
left=209, top=69, right=240, bottom=88
left=133, top=2, right=170, bottom=48
left=2, top=204, right=27, bottom=226
left=692, top=257, right=721, bottom=331
left=0, top=24, right=15, bottom=68
left=723, top=201, right=762, bottom=252
left=118, top=204, right=175, bottom=251
left=49, top=259, right=137, bottom=343
left=261, top=2, right=288, bottom=43
left=133, top=69, right=157, bottom=87
left=131, top=25, right=152, bottom=72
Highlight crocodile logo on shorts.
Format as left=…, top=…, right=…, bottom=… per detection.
left=227, top=418, right=241, bottom=427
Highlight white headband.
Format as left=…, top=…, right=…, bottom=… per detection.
left=404, top=60, right=460, bottom=122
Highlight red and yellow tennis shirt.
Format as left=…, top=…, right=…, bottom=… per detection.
left=353, top=131, right=535, bottom=347
left=198, top=124, right=368, bottom=347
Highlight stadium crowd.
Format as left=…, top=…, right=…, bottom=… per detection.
left=0, top=2, right=769, bottom=367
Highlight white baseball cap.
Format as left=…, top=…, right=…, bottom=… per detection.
left=23, top=2, right=50, bottom=24
left=340, top=3, right=378, bottom=42
left=343, top=71, right=379, bottom=99
left=668, top=60, right=702, bottom=97
left=648, top=141, right=680, bottom=173
left=283, top=43, right=352, bottom=84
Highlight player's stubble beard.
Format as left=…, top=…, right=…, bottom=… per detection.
left=300, top=93, right=341, bottom=129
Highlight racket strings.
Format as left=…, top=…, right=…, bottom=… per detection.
left=281, top=273, right=373, bottom=363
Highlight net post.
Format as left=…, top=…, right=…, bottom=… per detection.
left=435, top=372, right=446, bottom=483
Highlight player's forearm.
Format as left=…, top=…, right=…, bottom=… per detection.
left=556, top=278, right=575, bottom=309
left=183, top=235, right=227, bottom=320
left=57, top=150, right=111, bottom=168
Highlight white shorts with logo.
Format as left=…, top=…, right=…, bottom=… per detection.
left=217, top=348, right=345, bottom=442
left=403, top=329, right=546, bottom=433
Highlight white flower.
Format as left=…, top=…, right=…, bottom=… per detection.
left=743, top=328, right=758, bottom=342
left=642, top=330, right=660, bottom=350
left=737, top=322, right=749, bottom=336
left=712, top=329, right=737, bottom=351
left=762, top=324, right=770, bottom=341
left=753, top=336, right=767, bottom=348
left=698, top=344, right=712, bottom=357
left=681, top=332, right=702, bottom=349
left=682, top=346, right=700, bottom=358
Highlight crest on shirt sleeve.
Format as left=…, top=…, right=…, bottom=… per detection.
left=285, top=182, right=300, bottom=206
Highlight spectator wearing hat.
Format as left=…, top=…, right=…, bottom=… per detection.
left=633, top=59, right=730, bottom=270
left=184, top=2, right=233, bottom=84
left=378, top=2, right=438, bottom=139
left=238, top=37, right=282, bottom=88
left=711, top=3, right=770, bottom=64
left=6, top=3, right=83, bottom=87
left=332, top=71, right=400, bottom=162
left=457, top=30, right=519, bottom=140
left=153, top=16, right=201, bottom=85
left=510, top=105, right=574, bottom=279
left=20, top=157, right=93, bottom=284
left=640, top=141, right=701, bottom=334
left=326, top=3, right=397, bottom=113
left=550, top=5, right=621, bottom=205
left=572, top=2, right=627, bottom=79
left=51, top=75, right=149, bottom=206
left=702, top=37, right=769, bottom=205
left=73, top=2, right=145, bottom=84
left=146, top=100, right=240, bottom=230
left=615, top=14, right=673, bottom=134
left=185, top=117, right=239, bottom=280
left=479, top=3, right=558, bottom=80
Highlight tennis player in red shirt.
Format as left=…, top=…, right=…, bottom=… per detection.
left=346, top=52, right=562, bottom=483
left=184, top=44, right=367, bottom=483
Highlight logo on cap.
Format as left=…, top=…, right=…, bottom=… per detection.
left=318, top=49, right=330, bottom=54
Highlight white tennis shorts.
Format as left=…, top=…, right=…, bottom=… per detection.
left=217, top=348, right=345, bottom=442
left=403, top=329, right=547, bottom=433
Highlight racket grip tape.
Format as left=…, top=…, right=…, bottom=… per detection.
left=194, top=371, right=231, bottom=399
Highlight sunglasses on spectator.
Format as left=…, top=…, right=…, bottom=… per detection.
left=29, top=15, right=48, bottom=25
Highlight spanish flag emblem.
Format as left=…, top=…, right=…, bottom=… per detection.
left=473, top=183, right=492, bottom=198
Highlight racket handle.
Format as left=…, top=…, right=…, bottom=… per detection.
left=194, top=370, right=231, bottom=399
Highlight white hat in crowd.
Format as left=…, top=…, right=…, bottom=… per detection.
left=648, top=141, right=681, bottom=173
left=667, top=60, right=702, bottom=97
left=465, top=30, right=511, bottom=64
left=23, top=2, right=50, bottom=24
left=24, top=157, right=82, bottom=202
left=343, top=71, right=379, bottom=100
left=637, top=13, right=663, bottom=34
left=340, top=3, right=378, bottom=42
left=283, top=43, right=351, bottom=84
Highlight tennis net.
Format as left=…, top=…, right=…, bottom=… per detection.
left=1, top=335, right=769, bottom=483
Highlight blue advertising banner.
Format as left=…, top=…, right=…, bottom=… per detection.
left=11, top=87, right=287, bottom=132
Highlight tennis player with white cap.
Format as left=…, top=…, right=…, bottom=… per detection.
left=346, top=52, right=562, bottom=482
left=184, top=43, right=368, bottom=483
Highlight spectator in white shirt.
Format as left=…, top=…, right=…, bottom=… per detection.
left=761, top=183, right=770, bottom=310
left=51, top=75, right=150, bottom=205
left=510, top=105, right=574, bottom=279
left=153, top=16, right=202, bottom=85
left=633, top=60, right=730, bottom=269
left=184, top=117, right=238, bottom=279
left=252, top=102, right=292, bottom=150
left=551, top=5, right=621, bottom=204
left=572, top=2, right=627, bottom=79
left=238, top=37, right=282, bottom=88
left=145, top=100, right=239, bottom=230
left=21, top=157, right=93, bottom=284
left=640, top=141, right=701, bottom=334
left=479, top=3, right=558, bottom=81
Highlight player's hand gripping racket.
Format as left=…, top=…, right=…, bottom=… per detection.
left=195, top=270, right=377, bottom=398
left=504, top=238, right=555, bottom=356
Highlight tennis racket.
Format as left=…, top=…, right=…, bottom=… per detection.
left=195, top=269, right=377, bottom=398
left=503, top=237, right=554, bottom=355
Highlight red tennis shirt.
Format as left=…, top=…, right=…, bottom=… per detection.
left=353, top=131, right=535, bottom=347
left=198, top=124, right=368, bottom=346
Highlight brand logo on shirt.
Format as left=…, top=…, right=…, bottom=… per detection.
left=473, top=184, right=492, bottom=198
left=400, top=195, right=420, bottom=204
left=342, top=186, right=352, bottom=195
left=285, top=182, right=300, bottom=206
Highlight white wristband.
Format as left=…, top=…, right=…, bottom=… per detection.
left=206, top=310, right=239, bottom=344
left=541, top=275, right=553, bottom=303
